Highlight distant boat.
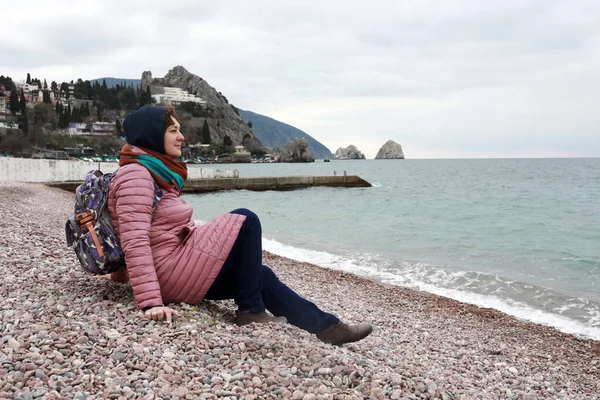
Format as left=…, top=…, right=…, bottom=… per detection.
left=324, top=157, right=330, bottom=162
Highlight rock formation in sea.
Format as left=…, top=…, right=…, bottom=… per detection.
left=278, top=138, right=314, bottom=163
left=375, top=140, right=405, bottom=159
left=334, top=145, right=366, bottom=160
left=141, top=66, right=263, bottom=152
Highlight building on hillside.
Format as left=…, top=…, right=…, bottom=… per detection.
left=0, top=94, right=21, bottom=119
left=90, top=122, right=115, bottom=135
left=30, top=90, right=40, bottom=103
left=69, top=121, right=115, bottom=136
left=16, top=83, right=40, bottom=92
left=232, top=145, right=251, bottom=163
left=53, top=90, right=67, bottom=101
left=153, top=87, right=207, bottom=107
left=64, top=146, right=95, bottom=157
left=68, top=122, right=88, bottom=136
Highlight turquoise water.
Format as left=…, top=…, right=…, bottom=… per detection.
left=184, top=159, right=600, bottom=340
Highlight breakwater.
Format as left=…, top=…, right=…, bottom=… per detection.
left=46, top=175, right=372, bottom=193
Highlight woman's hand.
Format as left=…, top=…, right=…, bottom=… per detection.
left=144, top=306, right=180, bottom=324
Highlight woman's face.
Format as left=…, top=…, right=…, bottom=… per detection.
left=164, top=116, right=184, bottom=158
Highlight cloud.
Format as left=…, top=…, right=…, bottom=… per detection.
left=2, top=0, right=599, bottom=158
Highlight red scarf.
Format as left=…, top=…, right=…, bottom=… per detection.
left=118, top=144, right=188, bottom=190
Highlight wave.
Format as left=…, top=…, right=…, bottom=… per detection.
left=262, top=237, right=600, bottom=341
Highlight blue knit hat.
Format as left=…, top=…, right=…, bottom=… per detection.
left=123, top=105, right=168, bottom=154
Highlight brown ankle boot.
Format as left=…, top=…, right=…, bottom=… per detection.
left=234, top=310, right=287, bottom=326
left=316, top=321, right=373, bottom=345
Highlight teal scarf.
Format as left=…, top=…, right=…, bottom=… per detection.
left=135, top=155, right=185, bottom=190
left=119, top=144, right=187, bottom=190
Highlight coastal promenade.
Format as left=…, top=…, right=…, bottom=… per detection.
left=1, top=182, right=599, bottom=399
left=0, top=158, right=237, bottom=182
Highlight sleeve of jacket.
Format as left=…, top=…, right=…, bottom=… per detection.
left=112, top=166, right=164, bottom=310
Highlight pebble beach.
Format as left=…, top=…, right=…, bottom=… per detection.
left=1, top=182, right=599, bottom=400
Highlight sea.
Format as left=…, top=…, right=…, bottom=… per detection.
left=183, top=158, right=600, bottom=341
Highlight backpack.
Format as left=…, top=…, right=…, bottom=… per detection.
left=65, top=169, right=163, bottom=275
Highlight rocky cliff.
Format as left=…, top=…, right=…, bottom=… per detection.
left=279, top=138, right=314, bottom=163
left=334, top=145, right=366, bottom=160
left=375, top=140, right=405, bottom=159
left=141, top=66, right=263, bottom=151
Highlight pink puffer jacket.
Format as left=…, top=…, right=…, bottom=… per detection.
left=107, top=163, right=246, bottom=310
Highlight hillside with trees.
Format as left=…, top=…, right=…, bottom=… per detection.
left=238, top=109, right=332, bottom=159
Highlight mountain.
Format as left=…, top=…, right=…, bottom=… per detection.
left=238, top=109, right=332, bottom=159
left=91, top=78, right=141, bottom=89
left=141, top=66, right=263, bottom=151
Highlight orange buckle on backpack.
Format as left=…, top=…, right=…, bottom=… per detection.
left=76, top=212, right=105, bottom=258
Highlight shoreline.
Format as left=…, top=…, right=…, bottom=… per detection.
left=1, top=182, right=599, bottom=399
left=262, top=239, right=600, bottom=343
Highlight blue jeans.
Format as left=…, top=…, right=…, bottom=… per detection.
left=205, top=208, right=339, bottom=333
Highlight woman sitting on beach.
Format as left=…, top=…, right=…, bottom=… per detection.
left=105, top=104, right=373, bottom=345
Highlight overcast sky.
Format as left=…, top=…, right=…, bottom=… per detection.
left=3, top=0, right=600, bottom=158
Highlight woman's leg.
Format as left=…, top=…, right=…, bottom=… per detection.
left=205, top=209, right=372, bottom=343
left=259, top=264, right=339, bottom=333
left=204, top=209, right=270, bottom=315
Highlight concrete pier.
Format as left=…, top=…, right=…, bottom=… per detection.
left=46, top=175, right=372, bottom=193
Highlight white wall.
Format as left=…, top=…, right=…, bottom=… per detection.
left=0, top=158, right=238, bottom=182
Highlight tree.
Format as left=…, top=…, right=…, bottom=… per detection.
left=119, top=87, right=137, bottom=109
left=202, top=120, right=211, bottom=144
left=63, top=103, right=72, bottom=127
left=247, top=121, right=253, bottom=128
left=21, top=112, right=29, bottom=135
left=32, top=103, right=55, bottom=145
left=139, top=86, right=152, bottom=107
left=115, top=119, right=122, bottom=136
left=96, top=102, right=104, bottom=121
left=43, top=79, right=48, bottom=90
left=9, top=90, right=20, bottom=114
left=19, top=91, right=26, bottom=114
left=0, top=76, right=16, bottom=91
left=60, top=82, right=70, bottom=99
left=58, top=104, right=67, bottom=128
left=26, top=73, right=31, bottom=84
left=85, top=81, right=93, bottom=99
left=42, top=91, right=51, bottom=104
left=72, top=105, right=81, bottom=122
left=51, top=81, right=58, bottom=91
left=223, top=134, right=232, bottom=147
